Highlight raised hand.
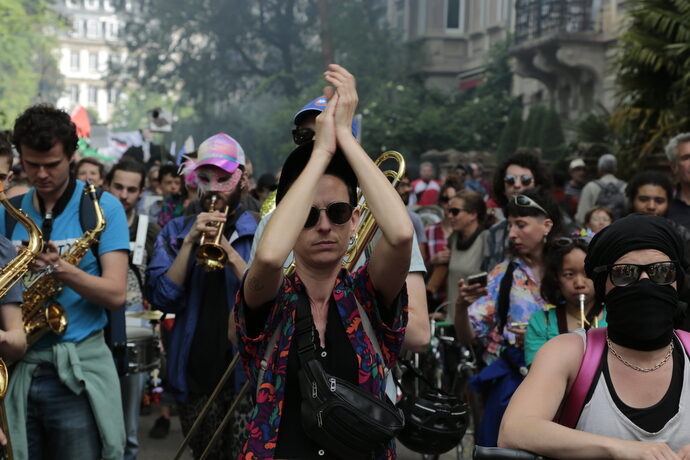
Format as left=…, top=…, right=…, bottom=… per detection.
left=313, top=91, right=338, bottom=157
left=323, top=64, right=358, bottom=136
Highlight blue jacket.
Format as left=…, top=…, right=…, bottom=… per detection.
left=145, top=207, right=257, bottom=402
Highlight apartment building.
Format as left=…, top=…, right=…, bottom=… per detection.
left=53, top=0, right=133, bottom=123
left=387, top=0, right=514, bottom=92
left=511, top=0, right=627, bottom=119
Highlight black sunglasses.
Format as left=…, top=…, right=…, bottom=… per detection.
left=593, top=261, right=678, bottom=287
left=447, top=208, right=465, bottom=217
left=304, top=202, right=354, bottom=228
left=513, top=194, right=549, bottom=217
left=504, top=174, right=533, bottom=187
left=292, top=127, right=315, bottom=145
left=551, top=236, right=590, bottom=248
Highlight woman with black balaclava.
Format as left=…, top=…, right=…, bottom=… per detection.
left=498, top=214, right=690, bottom=458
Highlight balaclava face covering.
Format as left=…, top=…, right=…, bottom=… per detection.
left=585, top=214, right=688, bottom=350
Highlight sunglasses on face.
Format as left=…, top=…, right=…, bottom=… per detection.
left=292, top=127, right=315, bottom=145
left=593, top=261, right=678, bottom=287
left=513, top=194, right=549, bottom=217
left=447, top=208, right=466, bottom=217
left=551, top=236, right=590, bottom=248
left=304, top=202, right=354, bottom=228
left=504, top=174, right=533, bottom=187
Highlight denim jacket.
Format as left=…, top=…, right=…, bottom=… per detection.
left=145, top=206, right=257, bottom=401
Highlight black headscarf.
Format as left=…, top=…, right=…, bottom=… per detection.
left=585, top=214, right=689, bottom=301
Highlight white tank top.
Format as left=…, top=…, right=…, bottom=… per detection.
left=574, top=330, right=690, bottom=450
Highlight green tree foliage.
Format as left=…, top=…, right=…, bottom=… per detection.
left=497, top=106, right=523, bottom=159
left=0, top=0, right=61, bottom=126
left=611, top=0, right=690, bottom=171
left=119, top=1, right=517, bottom=172
left=540, top=107, right=565, bottom=160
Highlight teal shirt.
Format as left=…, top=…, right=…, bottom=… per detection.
left=524, top=307, right=608, bottom=365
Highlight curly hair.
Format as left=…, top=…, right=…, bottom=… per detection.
left=625, top=170, right=673, bottom=211
left=492, top=150, right=551, bottom=208
left=12, top=104, right=78, bottom=158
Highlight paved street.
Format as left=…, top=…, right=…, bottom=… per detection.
left=136, top=404, right=473, bottom=459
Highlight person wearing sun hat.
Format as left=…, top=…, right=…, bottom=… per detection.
left=145, top=132, right=257, bottom=459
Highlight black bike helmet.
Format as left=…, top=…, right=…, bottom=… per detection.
left=397, top=389, right=468, bottom=454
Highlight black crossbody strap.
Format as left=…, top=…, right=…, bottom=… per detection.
left=294, top=289, right=318, bottom=363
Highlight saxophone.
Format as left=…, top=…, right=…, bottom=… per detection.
left=0, top=185, right=44, bottom=460
left=22, top=182, right=106, bottom=347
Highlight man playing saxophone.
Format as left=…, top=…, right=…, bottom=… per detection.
left=1, top=105, right=129, bottom=460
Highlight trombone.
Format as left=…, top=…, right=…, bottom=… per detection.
left=174, top=151, right=406, bottom=459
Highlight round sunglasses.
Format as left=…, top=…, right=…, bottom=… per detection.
left=504, top=174, right=533, bottom=187
left=593, top=261, right=678, bottom=287
left=304, top=202, right=354, bottom=228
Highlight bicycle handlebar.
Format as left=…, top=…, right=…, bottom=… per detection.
left=473, top=446, right=554, bottom=460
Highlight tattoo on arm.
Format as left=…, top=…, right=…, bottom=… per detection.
left=248, top=276, right=264, bottom=292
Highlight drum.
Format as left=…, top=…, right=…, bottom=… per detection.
left=126, top=326, right=161, bottom=374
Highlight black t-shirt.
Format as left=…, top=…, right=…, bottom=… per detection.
left=274, top=298, right=359, bottom=459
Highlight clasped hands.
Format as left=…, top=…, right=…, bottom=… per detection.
left=313, top=64, right=358, bottom=157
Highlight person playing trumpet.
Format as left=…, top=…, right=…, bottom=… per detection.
left=145, top=134, right=257, bottom=459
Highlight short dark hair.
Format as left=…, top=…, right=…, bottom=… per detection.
left=159, top=163, right=181, bottom=181
left=277, top=141, right=357, bottom=207
left=454, top=189, right=487, bottom=226
left=584, top=206, right=613, bottom=227
left=492, top=151, right=550, bottom=208
left=541, top=239, right=590, bottom=306
left=75, top=157, right=105, bottom=180
left=625, top=170, right=673, bottom=210
left=12, top=104, right=78, bottom=158
left=505, top=187, right=562, bottom=238
left=107, top=159, right=147, bottom=190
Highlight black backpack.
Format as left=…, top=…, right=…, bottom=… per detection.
left=593, top=179, right=627, bottom=219
left=4, top=189, right=128, bottom=376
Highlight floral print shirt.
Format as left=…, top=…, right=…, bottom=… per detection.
left=235, top=263, right=408, bottom=460
left=469, top=258, right=546, bottom=365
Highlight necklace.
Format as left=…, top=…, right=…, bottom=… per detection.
left=606, top=334, right=674, bottom=373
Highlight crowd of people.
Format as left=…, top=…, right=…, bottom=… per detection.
left=0, top=63, right=687, bottom=460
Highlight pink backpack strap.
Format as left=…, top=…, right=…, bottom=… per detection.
left=557, top=327, right=607, bottom=429
left=676, top=329, right=690, bottom=356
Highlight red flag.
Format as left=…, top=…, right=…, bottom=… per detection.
left=71, top=106, right=91, bottom=138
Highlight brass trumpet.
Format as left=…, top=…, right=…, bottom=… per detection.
left=196, top=194, right=230, bottom=272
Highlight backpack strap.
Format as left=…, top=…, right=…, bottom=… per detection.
left=4, top=194, right=26, bottom=239
left=79, top=186, right=105, bottom=259
left=558, top=327, right=606, bottom=428
left=676, top=329, right=690, bottom=356
left=256, top=318, right=284, bottom=400
left=497, top=260, right=517, bottom=334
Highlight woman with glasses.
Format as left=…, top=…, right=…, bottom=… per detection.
left=484, top=152, right=551, bottom=272
left=454, top=188, right=561, bottom=447
left=445, top=190, right=489, bottom=321
left=524, top=236, right=607, bottom=366
left=235, top=69, right=413, bottom=459
left=499, top=214, right=690, bottom=458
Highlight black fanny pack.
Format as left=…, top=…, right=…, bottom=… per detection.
left=294, top=293, right=404, bottom=459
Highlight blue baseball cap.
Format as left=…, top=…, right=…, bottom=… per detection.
left=293, top=95, right=359, bottom=139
